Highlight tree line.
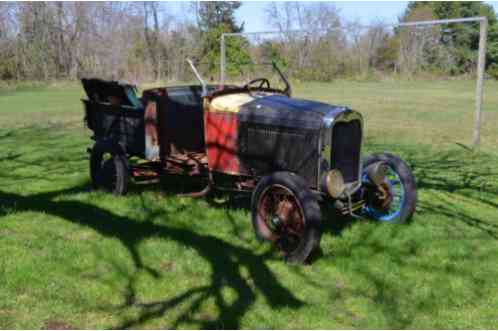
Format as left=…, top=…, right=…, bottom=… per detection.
left=261, top=2, right=498, bottom=80
left=0, top=1, right=497, bottom=83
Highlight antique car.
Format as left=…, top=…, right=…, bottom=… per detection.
left=81, top=61, right=417, bottom=264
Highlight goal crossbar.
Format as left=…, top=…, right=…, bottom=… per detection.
left=220, top=16, right=488, bottom=147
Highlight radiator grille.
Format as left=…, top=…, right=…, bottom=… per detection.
left=239, top=124, right=319, bottom=185
left=331, top=120, right=362, bottom=183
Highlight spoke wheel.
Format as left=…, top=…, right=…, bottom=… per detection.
left=365, top=166, right=405, bottom=221
left=258, top=184, right=306, bottom=254
left=362, top=153, right=417, bottom=224
left=251, top=172, right=322, bottom=264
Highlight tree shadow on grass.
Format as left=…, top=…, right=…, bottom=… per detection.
left=0, top=185, right=303, bottom=329
left=405, top=148, right=498, bottom=239
left=2, top=141, right=498, bottom=328
left=330, top=227, right=498, bottom=329
left=354, top=148, right=498, bottom=328
left=365, top=142, right=498, bottom=239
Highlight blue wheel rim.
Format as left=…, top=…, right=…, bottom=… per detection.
left=363, top=166, right=405, bottom=223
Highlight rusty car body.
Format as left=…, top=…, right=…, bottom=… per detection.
left=81, top=62, right=417, bottom=263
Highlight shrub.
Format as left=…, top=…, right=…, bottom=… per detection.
left=487, top=63, right=498, bottom=80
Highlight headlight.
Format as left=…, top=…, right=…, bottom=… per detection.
left=322, top=169, right=346, bottom=198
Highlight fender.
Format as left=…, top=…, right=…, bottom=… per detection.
left=91, top=139, right=127, bottom=156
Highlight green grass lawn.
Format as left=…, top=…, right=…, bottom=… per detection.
left=1, top=80, right=498, bottom=329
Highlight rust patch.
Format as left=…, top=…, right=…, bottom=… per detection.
left=108, top=95, right=122, bottom=106
left=142, top=87, right=207, bottom=171
left=144, top=100, right=159, bottom=161
left=142, top=88, right=170, bottom=162
left=163, top=151, right=208, bottom=176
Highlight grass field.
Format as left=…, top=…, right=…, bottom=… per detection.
left=1, top=80, right=498, bottom=329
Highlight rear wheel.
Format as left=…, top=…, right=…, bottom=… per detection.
left=90, top=143, right=129, bottom=195
left=251, top=172, right=321, bottom=264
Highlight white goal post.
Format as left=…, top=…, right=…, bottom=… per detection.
left=220, top=16, right=488, bottom=147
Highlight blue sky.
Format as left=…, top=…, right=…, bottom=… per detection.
left=171, top=1, right=498, bottom=32
left=235, top=1, right=498, bottom=32
left=235, top=1, right=412, bottom=31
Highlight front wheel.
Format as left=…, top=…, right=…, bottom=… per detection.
left=362, top=153, right=417, bottom=223
left=251, top=172, right=322, bottom=264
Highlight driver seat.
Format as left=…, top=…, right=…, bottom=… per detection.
left=210, top=93, right=258, bottom=113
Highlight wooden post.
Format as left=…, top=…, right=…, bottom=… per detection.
left=473, top=18, right=488, bottom=147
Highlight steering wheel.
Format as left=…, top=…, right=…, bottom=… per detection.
left=243, top=78, right=270, bottom=90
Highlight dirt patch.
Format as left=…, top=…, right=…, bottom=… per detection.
left=160, top=261, right=176, bottom=271
left=0, top=228, right=15, bottom=236
left=42, top=320, right=76, bottom=330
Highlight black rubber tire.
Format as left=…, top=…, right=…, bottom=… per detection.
left=362, top=152, right=417, bottom=223
left=251, top=171, right=322, bottom=264
left=89, top=142, right=129, bottom=195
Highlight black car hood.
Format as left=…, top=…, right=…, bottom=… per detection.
left=238, top=94, right=351, bottom=130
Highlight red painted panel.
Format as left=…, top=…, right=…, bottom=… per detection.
left=204, top=111, right=248, bottom=175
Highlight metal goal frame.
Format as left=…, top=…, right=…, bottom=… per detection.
left=220, top=17, right=488, bottom=147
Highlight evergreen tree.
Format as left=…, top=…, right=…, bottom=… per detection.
left=196, top=1, right=250, bottom=77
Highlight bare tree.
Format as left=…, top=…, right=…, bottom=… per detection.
left=143, top=2, right=162, bottom=81
left=265, top=2, right=344, bottom=80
